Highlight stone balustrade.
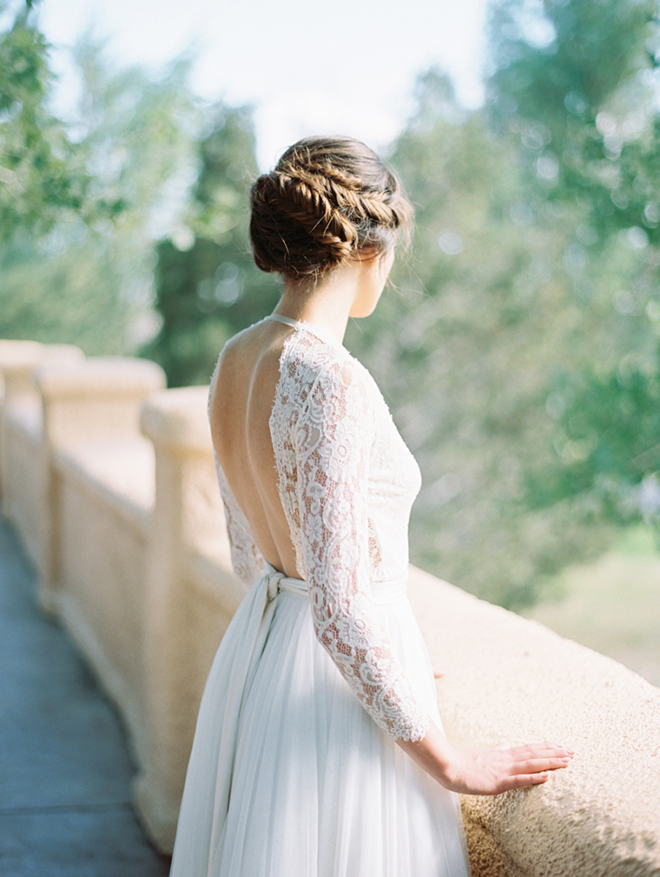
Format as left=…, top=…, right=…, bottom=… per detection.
left=0, top=341, right=85, bottom=577
left=1, top=338, right=658, bottom=876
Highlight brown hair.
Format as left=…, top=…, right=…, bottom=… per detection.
left=249, top=136, right=412, bottom=280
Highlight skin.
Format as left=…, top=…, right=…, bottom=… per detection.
left=208, top=248, right=574, bottom=796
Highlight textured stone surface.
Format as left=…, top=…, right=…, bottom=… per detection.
left=410, top=565, right=660, bottom=877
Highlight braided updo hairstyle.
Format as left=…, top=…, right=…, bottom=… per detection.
left=249, top=136, right=412, bottom=280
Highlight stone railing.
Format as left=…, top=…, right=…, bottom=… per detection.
left=1, top=339, right=659, bottom=876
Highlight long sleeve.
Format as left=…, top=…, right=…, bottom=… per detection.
left=286, top=357, right=429, bottom=742
left=213, top=454, right=265, bottom=589
left=209, top=358, right=265, bottom=589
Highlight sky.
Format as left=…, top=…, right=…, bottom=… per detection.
left=34, top=0, right=490, bottom=169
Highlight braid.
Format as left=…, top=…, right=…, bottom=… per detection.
left=250, top=172, right=356, bottom=276
left=249, top=136, right=412, bottom=279
left=285, top=154, right=401, bottom=229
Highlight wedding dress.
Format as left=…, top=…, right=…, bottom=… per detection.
left=169, top=315, right=471, bottom=877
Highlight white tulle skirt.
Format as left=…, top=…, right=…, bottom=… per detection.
left=169, top=567, right=471, bottom=877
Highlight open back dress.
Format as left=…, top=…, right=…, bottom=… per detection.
left=168, top=315, right=471, bottom=877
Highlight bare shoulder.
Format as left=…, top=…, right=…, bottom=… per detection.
left=213, top=321, right=272, bottom=379
left=214, top=322, right=259, bottom=372
left=211, top=320, right=284, bottom=417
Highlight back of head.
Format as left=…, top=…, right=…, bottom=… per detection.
left=249, top=136, right=412, bottom=280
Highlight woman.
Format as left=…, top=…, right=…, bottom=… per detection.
left=169, top=136, right=573, bottom=877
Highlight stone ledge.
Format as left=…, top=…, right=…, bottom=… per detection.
left=0, top=340, right=84, bottom=369
left=4, top=398, right=42, bottom=437
left=36, top=356, right=165, bottom=398
left=0, top=342, right=84, bottom=405
left=33, top=357, right=167, bottom=450
left=409, top=565, right=660, bottom=877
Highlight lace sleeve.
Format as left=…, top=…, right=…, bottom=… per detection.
left=209, top=361, right=264, bottom=589
left=293, top=361, right=429, bottom=742
left=213, top=454, right=265, bottom=589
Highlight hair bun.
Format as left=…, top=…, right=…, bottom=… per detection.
left=250, top=170, right=357, bottom=277
left=249, top=136, right=411, bottom=279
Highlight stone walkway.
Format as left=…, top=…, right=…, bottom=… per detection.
left=0, top=519, right=170, bottom=877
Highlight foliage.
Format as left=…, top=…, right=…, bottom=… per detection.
left=0, top=235, right=129, bottom=353
left=488, top=0, right=660, bottom=248
left=486, top=0, right=660, bottom=543
left=345, top=0, right=660, bottom=608
left=0, top=5, right=199, bottom=354
left=528, top=366, right=660, bottom=524
left=346, top=70, right=600, bottom=607
left=0, top=0, right=90, bottom=240
left=144, top=105, right=281, bottom=386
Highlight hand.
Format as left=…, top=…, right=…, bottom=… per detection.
left=397, top=723, right=575, bottom=797
left=441, top=742, right=575, bottom=796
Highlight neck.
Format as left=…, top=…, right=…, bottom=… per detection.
left=272, top=260, right=370, bottom=344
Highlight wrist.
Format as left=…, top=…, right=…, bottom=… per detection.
left=397, top=719, right=459, bottom=788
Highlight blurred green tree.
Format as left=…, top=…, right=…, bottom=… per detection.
left=488, top=0, right=660, bottom=542
left=0, top=2, right=199, bottom=354
left=488, top=0, right=660, bottom=245
left=0, top=0, right=90, bottom=240
left=347, top=5, right=660, bottom=608
left=144, top=105, right=280, bottom=386
left=347, top=69, right=597, bottom=607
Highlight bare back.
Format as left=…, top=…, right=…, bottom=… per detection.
left=208, top=319, right=299, bottom=578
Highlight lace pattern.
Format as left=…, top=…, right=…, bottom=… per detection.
left=269, top=328, right=428, bottom=742
left=214, top=456, right=265, bottom=588
left=209, top=358, right=265, bottom=589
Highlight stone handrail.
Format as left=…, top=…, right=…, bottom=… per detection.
left=1, top=338, right=658, bottom=875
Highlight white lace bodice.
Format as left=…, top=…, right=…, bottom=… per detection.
left=212, top=317, right=428, bottom=742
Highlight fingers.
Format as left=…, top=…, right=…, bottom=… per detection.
left=505, top=743, right=574, bottom=783
left=500, top=773, right=550, bottom=792
left=445, top=742, right=575, bottom=796
left=504, top=743, right=575, bottom=763
left=506, top=742, right=573, bottom=755
left=514, top=756, right=572, bottom=774
left=477, top=769, right=552, bottom=796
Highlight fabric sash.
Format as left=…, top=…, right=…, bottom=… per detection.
left=265, top=561, right=408, bottom=605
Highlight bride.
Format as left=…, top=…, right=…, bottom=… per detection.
left=168, top=136, right=573, bottom=877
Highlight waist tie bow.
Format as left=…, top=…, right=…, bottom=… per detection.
left=264, top=562, right=311, bottom=601
left=265, top=568, right=285, bottom=602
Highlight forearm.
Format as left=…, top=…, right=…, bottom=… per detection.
left=396, top=719, right=457, bottom=786
left=396, top=720, right=575, bottom=796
